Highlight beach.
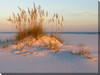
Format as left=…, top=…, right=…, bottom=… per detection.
left=0, top=33, right=98, bottom=73
left=0, top=0, right=98, bottom=73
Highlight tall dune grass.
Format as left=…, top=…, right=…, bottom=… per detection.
left=7, top=3, right=64, bottom=41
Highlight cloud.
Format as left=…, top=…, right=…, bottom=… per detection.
left=71, top=10, right=98, bottom=16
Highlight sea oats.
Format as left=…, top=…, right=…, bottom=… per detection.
left=7, top=2, right=64, bottom=41
left=56, top=13, right=58, bottom=19
left=13, top=13, right=15, bottom=19
left=18, top=6, right=21, bottom=11
left=28, top=7, right=30, bottom=14
left=46, top=11, right=48, bottom=17
left=62, top=16, right=64, bottom=21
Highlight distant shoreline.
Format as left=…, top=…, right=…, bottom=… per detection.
left=0, top=32, right=99, bottom=35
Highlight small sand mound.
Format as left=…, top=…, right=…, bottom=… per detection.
left=36, top=36, right=63, bottom=46
left=13, top=35, right=63, bottom=56
left=20, top=35, right=63, bottom=47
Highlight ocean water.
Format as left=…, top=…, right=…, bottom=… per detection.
left=0, top=32, right=98, bottom=34
left=0, top=32, right=98, bottom=41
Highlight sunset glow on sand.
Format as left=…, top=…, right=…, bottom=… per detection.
left=0, top=0, right=98, bottom=73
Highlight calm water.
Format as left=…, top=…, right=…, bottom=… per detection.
left=0, top=32, right=98, bottom=34
left=0, top=32, right=98, bottom=41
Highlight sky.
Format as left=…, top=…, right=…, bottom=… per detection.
left=0, top=0, right=98, bottom=32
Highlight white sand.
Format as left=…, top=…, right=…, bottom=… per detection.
left=0, top=34, right=98, bottom=73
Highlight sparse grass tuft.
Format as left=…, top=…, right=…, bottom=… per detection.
left=68, top=48, right=93, bottom=59
left=77, top=48, right=92, bottom=59
left=0, top=40, right=1, bottom=44
left=19, top=46, right=24, bottom=55
left=1, top=40, right=9, bottom=48
left=53, top=43, right=60, bottom=53
left=56, top=36, right=64, bottom=44
left=77, top=43, right=86, bottom=47
left=42, top=41, right=60, bottom=53
left=50, top=33, right=63, bottom=44
left=16, top=43, right=24, bottom=55
left=48, top=41, right=53, bottom=50
left=68, top=50, right=74, bottom=54
left=50, top=33, right=55, bottom=37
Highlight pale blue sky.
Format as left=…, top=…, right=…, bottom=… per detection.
left=0, top=0, right=98, bottom=32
